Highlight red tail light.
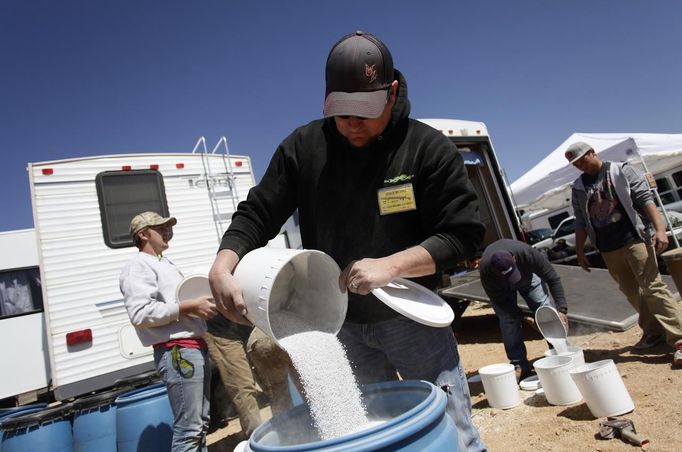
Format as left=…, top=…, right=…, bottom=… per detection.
left=66, top=329, right=93, bottom=346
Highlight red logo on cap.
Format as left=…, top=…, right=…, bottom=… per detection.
left=365, top=64, right=377, bottom=83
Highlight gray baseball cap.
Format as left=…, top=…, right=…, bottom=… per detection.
left=323, top=31, right=394, bottom=119
left=565, top=142, right=594, bottom=164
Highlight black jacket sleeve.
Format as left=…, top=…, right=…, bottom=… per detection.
left=218, top=141, right=298, bottom=258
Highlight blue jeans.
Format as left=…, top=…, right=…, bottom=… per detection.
left=489, top=273, right=550, bottom=371
left=155, top=346, right=211, bottom=452
left=338, top=317, right=487, bottom=452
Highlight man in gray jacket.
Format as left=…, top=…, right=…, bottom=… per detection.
left=567, top=142, right=682, bottom=367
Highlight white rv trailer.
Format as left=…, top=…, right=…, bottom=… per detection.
left=10, top=150, right=278, bottom=401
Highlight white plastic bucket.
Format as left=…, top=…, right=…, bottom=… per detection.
left=569, top=359, right=635, bottom=418
left=544, top=346, right=586, bottom=369
left=533, top=356, right=582, bottom=405
left=478, top=363, right=520, bottom=409
left=234, top=248, right=347, bottom=347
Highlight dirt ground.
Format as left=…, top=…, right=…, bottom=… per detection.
left=207, top=303, right=682, bottom=451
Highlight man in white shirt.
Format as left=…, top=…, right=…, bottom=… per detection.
left=120, top=211, right=217, bottom=452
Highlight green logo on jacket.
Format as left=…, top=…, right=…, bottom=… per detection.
left=384, top=174, right=414, bottom=184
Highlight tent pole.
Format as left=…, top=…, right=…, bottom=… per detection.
left=634, top=150, right=680, bottom=248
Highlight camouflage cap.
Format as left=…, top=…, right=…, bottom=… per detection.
left=129, top=211, right=177, bottom=237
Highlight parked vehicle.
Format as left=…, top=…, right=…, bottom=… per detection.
left=524, top=227, right=554, bottom=246
left=530, top=216, right=594, bottom=262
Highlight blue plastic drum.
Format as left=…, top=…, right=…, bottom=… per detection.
left=0, top=404, right=48, bottom=452
left=0, top=403, right=74, bottom=452
left=0, top=404, right=47, bottom=423
left=115, top=383, right=173, bottom=452
left=248, top=380, right=458, bottom=451
left=72, top=388, right=131, bottom=452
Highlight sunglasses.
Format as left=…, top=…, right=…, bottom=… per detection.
left=171, top=345, right=195, bottom=379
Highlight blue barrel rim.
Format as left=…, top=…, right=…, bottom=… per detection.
left=249, top=379, right=447, bottom=451
left=0, top=403, right=48, bottom=421
left=0, top=402, right=73, bottom=431
left=72, top=387, right=133, bottom=412
left=112, top=370, right=160, bottom=389
left=0, top=404, right=49, bottom=431
left=114, top=383, right=167, bottom=406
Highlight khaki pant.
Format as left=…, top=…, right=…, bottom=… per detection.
left=601, top=240, right=682, bottom=346
left=205, top=332, right=262, bottom=436
left=246, top=328, right=293, bottom=416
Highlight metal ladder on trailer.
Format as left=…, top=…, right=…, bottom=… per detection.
left=191, top=136, right=240, bottom=243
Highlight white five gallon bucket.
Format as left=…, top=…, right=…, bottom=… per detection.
left=234, top=248, right=347, bottom=347
left=478, top=363, right=520, bottom=409
left=569, top=359, right=635, bottom=418
left=544, top=346, right=586, bottom=369
left=533, top=355, right=582, bottom=405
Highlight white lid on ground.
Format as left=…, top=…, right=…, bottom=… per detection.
left=371, top=278, right=454, bottom=327
left=519, top=375, right=541, bottom=391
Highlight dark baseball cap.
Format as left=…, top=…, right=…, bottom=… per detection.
left=490, top=251, right=521, bottom=285
left=323, top=31, right=395, bottom=119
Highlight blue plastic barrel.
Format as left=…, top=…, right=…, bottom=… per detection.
left=115, top=383, right=173, bottom=452
left=0, top=404, right=47, bottom=423
left=247, top=380, right=458, bottom=451
left=0, top=404, right=48, bottom=452
left=72, top=388, right=131, bottom=452
left=0, top=403, right=74, bottom=452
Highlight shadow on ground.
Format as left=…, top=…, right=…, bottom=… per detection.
left=208, top=432, right=246, bottom=452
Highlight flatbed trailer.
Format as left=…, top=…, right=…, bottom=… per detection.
left=439, top=264, right=677, bottom=332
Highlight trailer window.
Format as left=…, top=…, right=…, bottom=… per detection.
left=96, top=170, right=170, bottom=248
left=0, top=268, right=43, bottom=319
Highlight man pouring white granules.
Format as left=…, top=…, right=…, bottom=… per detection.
left=209, top=31, right=487, bottom=451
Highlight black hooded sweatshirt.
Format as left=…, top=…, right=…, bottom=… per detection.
left=219, top=70, right=485, bottom=323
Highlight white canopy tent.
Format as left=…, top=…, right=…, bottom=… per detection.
left=511, top=133, right=682, bottom=212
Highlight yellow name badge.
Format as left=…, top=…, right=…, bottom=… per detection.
left=377, top=183, right=417, bottom=215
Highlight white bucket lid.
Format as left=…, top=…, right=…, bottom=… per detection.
left=176, top=274, right=212, bottom=302
left=371, top=278, right=454, bottom=327
left=519, top=375, right=541, bottom=391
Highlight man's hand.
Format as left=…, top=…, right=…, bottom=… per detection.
left=652, top=229, right=669, bottom=255
left=340, top=257, right=395, bottom=295
left=338, top=246, right=436, bottom=294
left=208, top=249, right=251, bottom=325
left=186, top=295, right=218, bottom=319
left=179, top=295, right=217, bottom=320
left=576, top=250, right=591, bottom=272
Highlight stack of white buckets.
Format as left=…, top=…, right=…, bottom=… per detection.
left=478, top=306, right=635, bottom=418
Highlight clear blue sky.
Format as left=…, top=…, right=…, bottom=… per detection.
left=1, top=1, right=680, bottom=232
